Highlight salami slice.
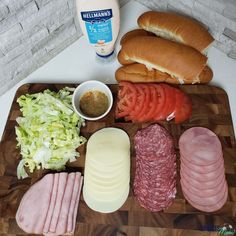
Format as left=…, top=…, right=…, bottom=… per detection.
left=133, top=124, right=177, bottom=212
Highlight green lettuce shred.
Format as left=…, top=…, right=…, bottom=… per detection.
left=15, top=87, right=86, bottom=179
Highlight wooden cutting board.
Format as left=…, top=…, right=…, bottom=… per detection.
left=0, top=83, right=236, bottom=236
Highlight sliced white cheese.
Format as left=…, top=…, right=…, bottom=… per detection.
left=83, top=184, right=129, bottom=213
left=83, top=127, right=130, bottom=213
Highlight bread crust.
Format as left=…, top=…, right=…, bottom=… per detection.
left=138, top=11, right=214, bottom=53
left=117, top=36, right=208, bottom=81
left=115, top=63, right=213, bottom=84
left=120, top=29, right=154, bottom=45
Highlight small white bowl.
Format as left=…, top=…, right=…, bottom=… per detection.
left=72, top=80, right=113, bottom=121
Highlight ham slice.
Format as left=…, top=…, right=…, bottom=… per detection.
left=181, top=159, right=225, bottom=181
left=179, top=127, right=222, bottom=165
left=181, top=176, right=225, bottom=197
left=16, top=174, right=54, bottom=234
left=66, top=172, right=81, bottom=233
left=180, top=166, right=225, bottom=190
left=69, top=176, right=83, bottom=234
left=182, top=180, right=227, bottom=206
left=179, top=127, right=228, bottom=212
left=49, top=172, right=68, bottom=233
left=181, top=154, right=223, bottom=174
left=55, top=173, right=76, bottom=235
left=184, top=188, right=228, bottom=212
left=43, top=173, right=59, bottom=233
left=16, top=172, right=83, bottom=235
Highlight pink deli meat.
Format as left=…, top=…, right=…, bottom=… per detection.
left=181, top=153, right=224, bottom=174
left=49, top=172, right=68, bottom=233
left=179, top=127, right=222, bottom=165
left=43, top=173, right=59, bottom=233
left=55, top=173, right=76, bottom=235
left=179, top=127, right=228, bottom=212
left=67, top=172, right=81, bottom=233
left=184, top=188, right=228, bottom=212
left=181, top=176, right=226, bottom=197
left=16, top=172, right=83, bottom=236
left=16, top=174, right=54, bottom=234
left=180, top=159, right=225, bottom=181
left=180, top=168, right=225, bottom=190
left=70, top=176, right=83, bottom=234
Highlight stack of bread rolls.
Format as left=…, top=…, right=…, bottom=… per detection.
left=116, top=11, right=214, bottom=85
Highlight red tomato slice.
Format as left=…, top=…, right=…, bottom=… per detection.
left=116, top=82, right=137, bottom=118
left=127, top=85, right=145, bottom=121
left=135, top=84, right=151, bottom=122
left=161, top=84, right=176, bottom=121
left=174, top=90, right=192, bottom=123
left=153, top=84, right=166, bottom=121
left=141, top=84, right=157, bottom=121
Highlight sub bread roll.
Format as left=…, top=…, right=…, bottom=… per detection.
left=115, top=64, right=213, bottom=84
left=138, top=11, right=214, bottom=53
left=118, top=36, right=208, bottom=83
left=120, top=29, right=154, bottom=45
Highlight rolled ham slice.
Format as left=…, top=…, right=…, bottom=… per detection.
left=43, top=173, right=59, bottom=233
left=49, top=172, right=68, bottom=233
left=16, top=174, right=54, bottom=234
left=66, top=172, right=81, bottom=233
left=16, top=172, right=83, bottom=236
left=54, top=173, right=75, bottom=235
left=69, top=176, right=83, bottom=235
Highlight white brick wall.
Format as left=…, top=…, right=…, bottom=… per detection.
left=0, top=0, right=129, bottom=96
left=0, top=0, right=81, bottom=96
left=136, top=0, right=236, bottom=59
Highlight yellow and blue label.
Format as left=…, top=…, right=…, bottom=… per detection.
left=81, top=9, right=113, bottom=44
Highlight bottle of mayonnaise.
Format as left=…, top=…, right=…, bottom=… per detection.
left=76, top=0, right=120, bottom=61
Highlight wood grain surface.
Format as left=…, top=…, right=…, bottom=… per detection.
left=0, top=83, right=236, bottom=236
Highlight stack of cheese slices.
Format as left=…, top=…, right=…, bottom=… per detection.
left=116, top=11, right=214, bottom=85
left=83, top=127, right=130, bottom=213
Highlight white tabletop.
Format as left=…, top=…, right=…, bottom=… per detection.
left=1, top=1, right=236, bottom=141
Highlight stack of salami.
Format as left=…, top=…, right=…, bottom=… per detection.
left=179, top=127, right=228, bottom=212
left=133, top=124, right=177, bottom=211
left=16, top=172, right=83, bottom=235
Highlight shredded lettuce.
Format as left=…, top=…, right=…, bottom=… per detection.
left=15, top=87, right=86, bottom=179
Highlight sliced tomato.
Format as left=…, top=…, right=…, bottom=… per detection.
left=134, top=84, right=151, bottom=122
left=127, top=85, right=145, bottom=121
left=153, top=84, right=166, bottom=121
left=140, top=84, right=157, bottom=121
left=161, top=84, right=176, bottom=121
left=174, top=90, right=192, bottom=123
left=116, top=82, right=137, bottom=118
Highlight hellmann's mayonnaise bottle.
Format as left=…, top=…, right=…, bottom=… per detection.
left=76, top=0, right=120, bottom=61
